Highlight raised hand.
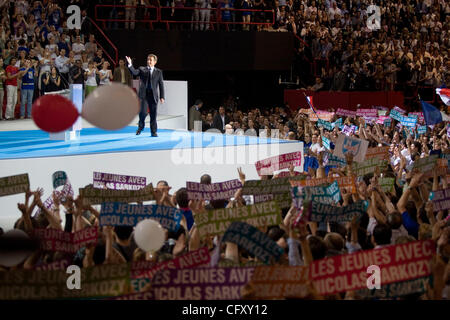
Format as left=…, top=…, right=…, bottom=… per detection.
left=237, top=167, right=246, bottom=183
left=125, top=56, right=132, bottom=65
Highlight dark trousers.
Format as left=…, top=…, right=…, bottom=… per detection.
left=138, top=89, right=158, bottom=134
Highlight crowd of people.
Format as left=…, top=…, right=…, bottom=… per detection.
left=98, top=0, right=450, bottom=97
left=1, top=99, right=450, bottom=299
left=0, top=0, right=450, bottom=301
left=0, top=0, right=131, bottom=120
left=291, top=0, right=450, bottom=95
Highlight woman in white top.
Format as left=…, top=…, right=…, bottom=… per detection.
left=38, top=49, right=52, bottom=94
left=84, top=60, right=99, bottom=97
left=99, top=61, right=113, bottom=85
left=81, top=51, right=89, bottom=70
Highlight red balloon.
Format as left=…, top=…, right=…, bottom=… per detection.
left=32, top=94, right=79, bottom=133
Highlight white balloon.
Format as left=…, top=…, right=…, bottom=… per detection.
left=0, top=229, right=35, bottom=267
left=134, top=219, right=166, bottom=252
left=81, top=83, right=139, bottom=130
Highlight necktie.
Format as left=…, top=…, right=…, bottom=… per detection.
left=147, top=67, right=152, bottom=90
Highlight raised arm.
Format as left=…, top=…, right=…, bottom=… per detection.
left=125, top=56, right=140, bottom=76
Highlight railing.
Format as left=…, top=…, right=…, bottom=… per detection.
left=84, top=17, right=119, bottom=67
left=94, top=5, right=275, bottom=31
left=94, top=4, right=159, bottom=30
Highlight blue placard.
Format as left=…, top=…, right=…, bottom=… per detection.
left=222, top=221, right=284, bottom=264
left=99, top=202, right=182, bottom=232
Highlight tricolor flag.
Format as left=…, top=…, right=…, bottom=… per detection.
left=303, top=93, right=320, bottom=118
left=421, top=100, right=442, bottom=126
left=436, top=88, right=450, bottom=106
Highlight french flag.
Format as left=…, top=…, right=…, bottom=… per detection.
left=436, top=88, right=450, bottom=106
left=304, top=94, right=318, bottom=115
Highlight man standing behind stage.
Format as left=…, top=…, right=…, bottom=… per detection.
left=126, top=54, right=165, bottom=137
left=125, top=54, right=165, bottom=137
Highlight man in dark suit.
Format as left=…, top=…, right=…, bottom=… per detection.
left=126, top=54, right=165, bottom=137
left=212, top=106, right=231, bottom=133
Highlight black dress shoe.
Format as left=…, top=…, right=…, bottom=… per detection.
left=136, top=129, right=142, bottom=135
left=151, top=133, right=158, bottom=137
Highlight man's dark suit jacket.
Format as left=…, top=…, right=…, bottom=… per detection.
left=128, top=65, right=165, bottom=104
left=212, top=113, right=231, bottom=133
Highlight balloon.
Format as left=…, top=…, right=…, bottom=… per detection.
left=81, top=83, right=139, bottom=130
left=32, top=94, right=79, bottom=132
left=0, top=229, right=37, bottom=267
left=134, top=219, right=166, bottom=252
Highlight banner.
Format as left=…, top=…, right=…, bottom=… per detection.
left=365, top=146, right=390, bottom=161
left=99, top=202, right=182, bottom=232
left=334, top=118, right=343, bottom=129
left=150, top=267, right=255, bottom=300
left=400, top=116, right=418, bottom=128
left=195, top=201, right=281, bottom=238
left=186, top=179, right=242, bottom=201
left=253, top=193, right=292, bottom=209
left=310, top=111, right=334, bottom=122
left=308, top=200, right=368, bottom=223
left=79, top=184, right=154, bottom=205
left=333, top=134, right=369, bottom=163
left=310, top=240, right=435, bottom=296
left=35, top=180, right=74, bottom=217
left=408, top=112, right=424, bottom=124
left=301, top=181, right=341, bottom=205
left=389, top=109, right=403, bottom=121
left=336, top=108, right=356, bottom=118
left=0, top=173, right=30, bottom=197
left=33, top=227, right=98, bottom=253
left=431, top=187, right=450, bottom=212
left=0, top=263, right=131, bottom=300
left=255, top=150, right=304, bottom=176
left=376, top=116, right=390, bottom=124
left=384, top=118, right=392, bottom=127
left=423, top=158, right=448, bottom=179
left=131, top=247, right=211, bottom=280
left=325, top=154, right=346, bottom=167
left=241, top=177, right=291, bottom=195
left=52, top=171, right=68, bottom=189
left=275, top=171, right=301, bottom=178
left=93, top=171, right=146, bottom=191
left=322, top=136, right=331, bottom=150
left=351, top=158, right=388, bottom=177
left=290, top=175, right=356, bottom=194
left=341, top=125, right=353, bottom=136
left=378, top=110, right=388, bottom=116
left=318, top=118, right=333, bottom=131
left=356, top=108, right=378, bottom=119
left=355, top=276, right=431, bottom=299
left=222, top=222, right=284, bottom=264
left=393, top=106, right=406, bottom=114
left=412, top=155, right=438, bottom=175
left=380, top=177, right=395, bottom=193
left=248, top=266, right=310, bottom=299
left=417, top=125, right=427, bottom=135
left=35, top=258, right=72, bottom=271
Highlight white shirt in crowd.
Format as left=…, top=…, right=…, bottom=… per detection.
left=85, top=68, right=97, bottom=86
left=72, top=42, right=85, bottom=61
left=55, top=55, right=69, bottom=74
left=310, top=142, right=325, bottom=154
left=99, top=69, right=112, bottom=85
